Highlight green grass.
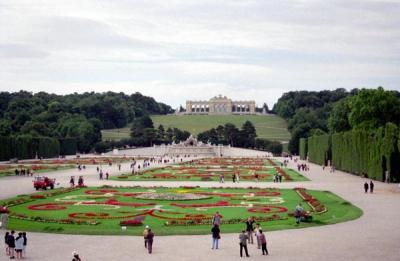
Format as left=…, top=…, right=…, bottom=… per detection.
left=101, top=114, right=291, bottom=141
left=111, top=158, right=308, bottom=182
left=3, top=186, right=362, bottom=236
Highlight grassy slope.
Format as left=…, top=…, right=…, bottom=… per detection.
left=4, top=187, right=361, bottom=236
left=101, top=114, right=291, bottom=142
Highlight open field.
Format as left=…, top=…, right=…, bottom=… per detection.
left=101, top=114, right=291, bottom=141
left=2, top=186, right=361, bottom=236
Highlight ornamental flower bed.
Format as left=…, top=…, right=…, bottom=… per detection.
left=120, top=216, right=145, bottom=226
left=113, top=157, right=305, bottom=182
left=294, top=188, right=327, bottom=213
left=165, top=214, right=287, bottom=226
left=0, top=185, right=357, bottom=235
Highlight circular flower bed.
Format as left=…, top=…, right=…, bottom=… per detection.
left=135, top=192, right=210, bottom=201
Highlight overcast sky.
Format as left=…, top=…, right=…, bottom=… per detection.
left=0, top=0, right=399, bottom=108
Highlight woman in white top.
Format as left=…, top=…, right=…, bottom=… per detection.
left=15, top=232, right=24, bottom=259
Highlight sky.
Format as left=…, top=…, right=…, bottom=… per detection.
left=0, top=0, right=399, bottom=108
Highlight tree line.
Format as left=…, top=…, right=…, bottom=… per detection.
left=0, top=91, right=172, bottom=154
left=273, top=87, right=400, bottom=154
left=297, top=87, right=400, bottom=182
left=95, top=116, right=191, bottom=153
left=196, top=121, right=282, bottom=155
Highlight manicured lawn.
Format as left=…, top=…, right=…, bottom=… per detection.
left=112, top=158, right=308, bottom=182
left=2, top=186, right=362, bottom=236
left=101, top=114, right=291, bottom=141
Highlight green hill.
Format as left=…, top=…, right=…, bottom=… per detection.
left=101, top=114, right=290, bottom=142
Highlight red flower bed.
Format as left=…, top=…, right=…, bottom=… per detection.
left=28, top=202, right=73, bottom=211
left=294, top=188, right=327, bottom=213
left=276, top=167, right=293, bottom=181
left=104, top=198, right=156, bottom=207
left=30, top=195, right=46, bottom=199
left=247, top=206, right=288, bottom=214
left=171, top=200, right=230, bottom=208
left=85, top=189, right=119, bottom=195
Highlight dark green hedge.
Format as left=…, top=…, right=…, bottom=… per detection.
left=0, top=136, right=61, bottom=161
left=307, top=134, right=331, bottom=165
left=308, top=123, right=400, bottom=182
left=299, top=138, right=307, bottom=160
left=59, top=138, right=78, bottom=155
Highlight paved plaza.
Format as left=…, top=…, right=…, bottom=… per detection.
left=1, top=157, right=400, bottom=261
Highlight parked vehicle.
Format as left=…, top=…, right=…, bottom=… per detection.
left=33, top=176, right=55, bottom=190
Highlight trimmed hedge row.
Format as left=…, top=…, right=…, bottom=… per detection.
left=0, top=136, right=77, bottom=161
left=299, top=138, right=307, bottom=160
left=303, top=123, right=400, bottom=182
left=307, top=134, right=331, bottom=166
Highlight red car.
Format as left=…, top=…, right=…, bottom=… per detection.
left=33, top=176, right=55, bottom=190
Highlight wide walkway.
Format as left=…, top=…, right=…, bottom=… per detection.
left=1, top=157, right=400, bottom=260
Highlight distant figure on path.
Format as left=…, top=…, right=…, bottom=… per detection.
left=72, top=251, right=82, bottom=261
left=295, top=203, right=303, bottom=224
left=255, top=223, right=262, bottom=249
left=147, top=229, right=154, bottom=254
left=239, top=230, right=250, bottom=257
left=211, top=224, right=220, bottom=250
left=364, top=181, right=369, bottom=193
left=370, top=180, right=374, bottom=193
left=15, top=232, right=24, bottom=259
left=245, top=217, right=254, bottom=244
left=69, top=176, right=75, bottom=187
left=5, top=231, right=10, bottom=256
left=7, top=230, right=15, bottom=259
left=143, top=226, right=149, bottom=248
left=212, top=212, right=221, bottom=226
left=258, top=230, right=268, bottom=255
left=385, top=170, right=390, bottom=183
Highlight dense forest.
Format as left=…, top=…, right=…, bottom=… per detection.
left=0, top=91, right=172, bottom=153
left=273, top=87, right=400, bottom=154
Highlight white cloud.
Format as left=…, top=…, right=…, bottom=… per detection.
left=0, top=0, right=399, bottom=108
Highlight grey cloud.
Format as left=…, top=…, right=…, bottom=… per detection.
left=27, top=16, right=157, bottom=50
left=0, top=43, right=49, bottom=58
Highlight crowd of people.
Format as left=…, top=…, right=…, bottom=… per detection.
left=4, top=230, right=28, bottom=259
left=14, top=169, right=33, bottom=177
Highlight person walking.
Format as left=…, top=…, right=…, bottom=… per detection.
left=364, top=181, right=369, bottom=193
left=255, top=223, right=262, bottom=249
left=212, top=212, right=221, bottom=226
left=15, top=232, right=23, bottom=259
left=370, top=180, right=374, bottom=193
left=7, top=230, right=15, bottom=259
left=239, top=230, right=250, bottom=257
left=258, top=230, right=268, bottom=255
left=147, top=229, right=154, bottom=254
left=295, top=203, right=303, bottom=225
left=143, top=226, right=149, bottom=248
left=69, top=176, right=75, bottom=187
left=4, top=231, right=10, bottom=256
left=72, top=251, right=82, bottom=261
left=22, top=232, right=27, bottom=258
left=211, top=224, right=220, bottom=250
left=245, top=217, right=254, bottom=244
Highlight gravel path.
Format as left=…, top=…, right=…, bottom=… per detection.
left=1, top=157, right=400, bottom=261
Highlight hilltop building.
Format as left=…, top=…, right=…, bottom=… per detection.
left=185, top=95, right=256, bottom=115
